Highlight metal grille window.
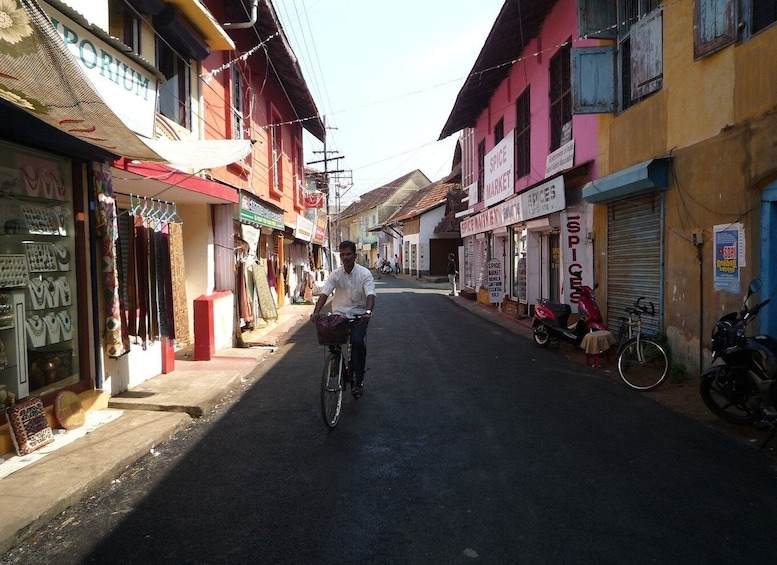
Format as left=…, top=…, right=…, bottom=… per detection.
left=549, top=41, right=572, bottom=151
left=230, top=65, right=246, bottom=140
left=619, top=0, right=662, bottom=109
left=477, top=139, right=486, bottom=204
left=270, top=121, right=281, bottom=192
left=494, top=118, right=504, bottom=144
left=515, top=88, right=530, bottom=179
left=156, top=38, right=191, bottom=130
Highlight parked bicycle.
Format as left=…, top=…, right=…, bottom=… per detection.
left=616, top=297, right=670, bottom=391
left=316, top=314, right=356, bottom=428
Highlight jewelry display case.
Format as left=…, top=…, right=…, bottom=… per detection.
left=0, top=195, right=78, bottom=399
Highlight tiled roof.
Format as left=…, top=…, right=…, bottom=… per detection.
left=339, top=170, right=427, bottom=218
left=389, top=180, right=455, bottom=223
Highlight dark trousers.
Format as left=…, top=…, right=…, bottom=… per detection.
left=350, top=318, right=368, bottom=384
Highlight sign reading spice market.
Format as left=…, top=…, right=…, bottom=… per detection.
left=487, top=258, right=503, bottom=304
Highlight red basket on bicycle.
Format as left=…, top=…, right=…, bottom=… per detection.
left=316, top=315, right=349, bottom=345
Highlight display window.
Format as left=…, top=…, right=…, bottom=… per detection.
left=0, top=141, right=79, bottom=401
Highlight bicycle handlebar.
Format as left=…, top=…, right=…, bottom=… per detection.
left=633, top=297, right=656, bottom=317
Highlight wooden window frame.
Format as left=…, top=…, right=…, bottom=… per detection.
left=267, top=104, right=283, bottom=198
left=515, top=88, right=531, bottom=179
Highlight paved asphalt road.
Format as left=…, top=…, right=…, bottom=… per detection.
left=5, top=276, right=777, bottom=564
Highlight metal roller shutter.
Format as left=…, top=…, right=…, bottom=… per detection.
left=606, top=192, right=663, bottom=335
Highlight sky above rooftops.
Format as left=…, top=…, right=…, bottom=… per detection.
left=275, top=0, right=504, bottom=205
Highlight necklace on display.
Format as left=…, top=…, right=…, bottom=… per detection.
left=43, top=312, right=60, bottom=337
left=52, top=244, right=70, bottom=267
left=29, top=279, right=46, bottom=307
left=56, top=278, right=71, bottom=304
left=56, top=310, right=72, bottom=333
left=26, top=315, right=44, bottom=336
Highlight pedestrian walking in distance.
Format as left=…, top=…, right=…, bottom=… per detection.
left=447, top=253, right=458, bottom=296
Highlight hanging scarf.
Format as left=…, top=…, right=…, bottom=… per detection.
left=169, top=222, right=190, bottom=344
left=94, top=170, right=130, bottom=357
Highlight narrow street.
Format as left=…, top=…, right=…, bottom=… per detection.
left=5, top=277, right=777, bottom=564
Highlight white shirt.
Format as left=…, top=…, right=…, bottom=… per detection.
left=321, top=263, right=376, bottom=318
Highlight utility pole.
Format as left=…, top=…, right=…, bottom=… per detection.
left=308, top=116, right=346, bottom=270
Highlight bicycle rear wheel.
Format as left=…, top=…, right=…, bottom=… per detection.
left=321, top=349, right=344, bottom=427
left=617, top=337, right=669, bottom=391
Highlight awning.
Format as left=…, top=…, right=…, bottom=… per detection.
left=144, top=138, right=253, bottom=171
left=0, top=0, right=251, bottom=168
left=112, top=158, right=238, bottom=204
left=583, top=158, right=670, bottom=203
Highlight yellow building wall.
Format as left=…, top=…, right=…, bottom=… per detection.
left=591, top=2, right=777, bottom=372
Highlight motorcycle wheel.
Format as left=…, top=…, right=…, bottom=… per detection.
left=533, top=325, right=551, bottom=347
left=699, top=365, right=759, bottom=426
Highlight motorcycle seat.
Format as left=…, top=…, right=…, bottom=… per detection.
left=541, top=300, right=572, bottom=324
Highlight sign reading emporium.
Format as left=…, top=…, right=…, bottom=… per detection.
left=43, top=6, right=158, bottom=138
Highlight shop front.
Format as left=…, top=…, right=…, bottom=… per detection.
left=461, top=172, right=593, bottom=316
left=582, top=158, right=669, bottom=333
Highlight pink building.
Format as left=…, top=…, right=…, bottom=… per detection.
left=441, top=0, right=598, bottom=313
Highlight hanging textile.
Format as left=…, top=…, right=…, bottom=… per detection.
left=235, top=238, right=253, bottom=327
left=94, top=170, right=130, bottom=358
left=169, top=222, right=190, bottom=344
left=132, top=214, right=150, bottom=346
left=153, top=220, right=175, bottom=339
left=253, top=258, right=278, bottom=322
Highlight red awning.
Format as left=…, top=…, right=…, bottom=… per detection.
left=112, top=158, right=238, bottom=204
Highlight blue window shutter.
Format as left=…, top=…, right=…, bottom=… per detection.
left=631, top=8, right=664, bottom=99
left=572, top=46, right=616, bottom=114
left=694, top=0, right=737, bottom=59
left=577, top=0, right=617, bottom=39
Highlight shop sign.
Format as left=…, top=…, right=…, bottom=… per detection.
left=520, top=176, right=565, bottom=221
left=295, top=214, right=314, bottom=242
left=460, top=195, right=521, bottom=237
left=713, top=223, right=745, bottom=293
left=43, top=6, right=157, bottom=139
left=487, top=258, right=503, bottom=303
left=546, top=139, right=575, bottom=177
left=561, top=209, right=591, bottom=304
left=484, top=130, right=515, bottom=207
left=312, top=215, right=327, bottom=245
left=304, top=190, right=325, bottom=208
left=239, top=193, right=284, bottom=230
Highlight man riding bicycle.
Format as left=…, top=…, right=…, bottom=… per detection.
left=310, top=240, right=376, bottom=397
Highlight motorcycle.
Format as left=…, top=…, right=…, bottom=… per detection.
left=376, top=262, right=394, bottom=277
left=700, top=279, right=777, bottom=431
left=532, top=274, right=608, bottom=347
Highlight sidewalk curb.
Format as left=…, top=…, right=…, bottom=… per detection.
left=0, top=410, right=190, bottom=555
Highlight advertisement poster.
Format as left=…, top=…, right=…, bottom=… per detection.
left=713, top=223, right=745, bottom=293
left=487, top=258, right=503, bottom=303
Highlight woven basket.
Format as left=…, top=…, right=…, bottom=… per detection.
left=316, top=315, right=349, bottom=345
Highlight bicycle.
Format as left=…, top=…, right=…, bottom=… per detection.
left=316, top=314, right=356, bottom=428
left=615, top=297, right=670, bottom=391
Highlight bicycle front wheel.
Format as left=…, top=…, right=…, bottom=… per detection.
left=320, top=349, right=344, bottom=428
left=617, top=338, right=669, bottom=391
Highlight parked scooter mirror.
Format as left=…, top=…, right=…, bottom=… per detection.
left=743, top=279, right=763, bottom=312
